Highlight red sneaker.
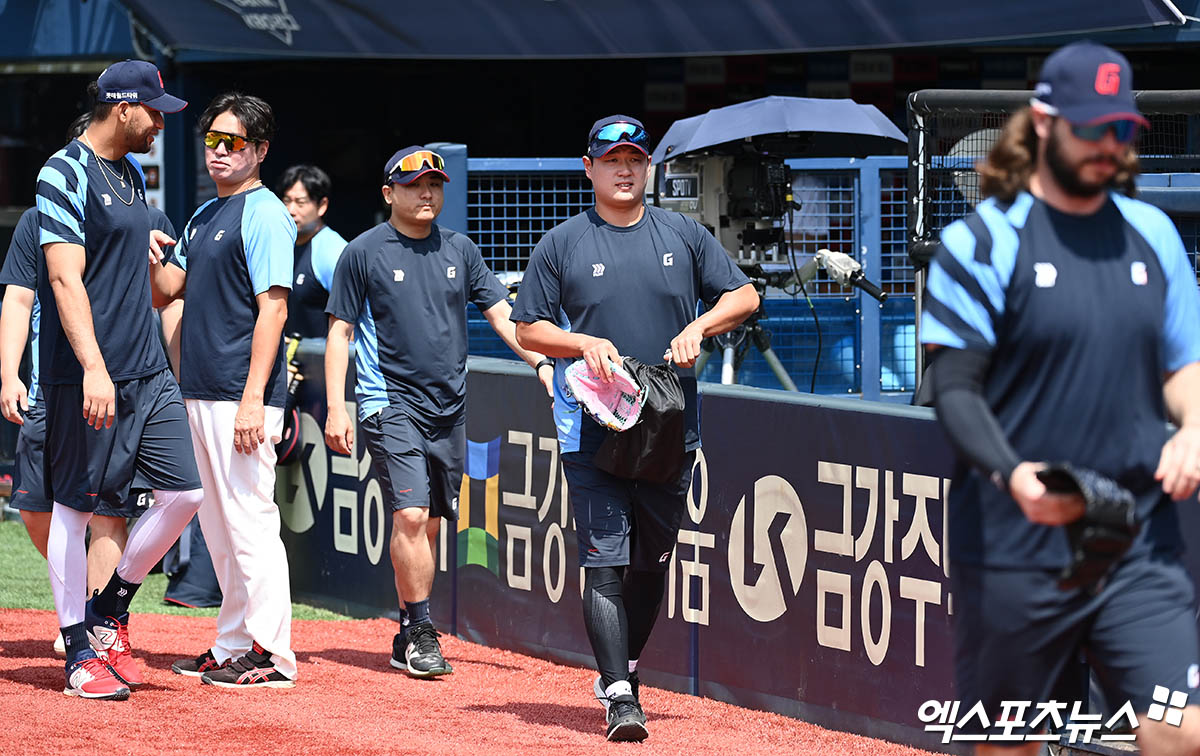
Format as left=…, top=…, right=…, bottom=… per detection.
left=63, top=656, right=130, bottom=700
left=85, top=599, right=144, bottom=687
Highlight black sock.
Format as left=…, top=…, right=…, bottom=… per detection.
left=92, top=572, right=140, bottom=618
left=582, top=566, right=628, bottom=690
left=624, top=569, right=667, bottom=662
left=407, top=598, right=430, bottom=626
left=61, top=623, right=92, bottom=666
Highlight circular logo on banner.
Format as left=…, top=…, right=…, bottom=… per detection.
left=728, top=475, right=808, bottom=623
left=276, top=411, right=327, bottom=533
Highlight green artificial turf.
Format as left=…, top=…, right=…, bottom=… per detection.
left=0, top=517, right=348, bottom=621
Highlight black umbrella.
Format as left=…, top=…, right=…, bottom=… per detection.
left=651, top=96, right=907, bottom=163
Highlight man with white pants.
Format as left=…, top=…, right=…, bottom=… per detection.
left=153, top=91, right=297, bottom=688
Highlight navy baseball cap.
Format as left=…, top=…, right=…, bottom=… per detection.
left=383, top=146, right=449, bottom=185
left=96, top=60, right=187, bottom=113
left=587, top=115, right=650, bottom=158
left=1032, top=42, right=1148, bottom=127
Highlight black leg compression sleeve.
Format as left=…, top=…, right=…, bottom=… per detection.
left=624, top=569, right=667, bottom=662
left=582, top=566, right=628, bottom=689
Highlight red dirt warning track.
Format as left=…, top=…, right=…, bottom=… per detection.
left=0, top=609, right=935, bottom=756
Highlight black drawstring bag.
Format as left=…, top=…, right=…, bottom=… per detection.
left=593, top=356, right=687, bottom=484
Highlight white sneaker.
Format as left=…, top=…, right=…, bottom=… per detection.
left=53, top=632, right=65, bottom=657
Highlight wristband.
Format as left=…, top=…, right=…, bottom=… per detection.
left=535, top=358, right=555, bottom=373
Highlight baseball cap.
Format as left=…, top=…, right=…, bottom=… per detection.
left=96, top=60, right=187, bottom=113
left=1031, top=41, right=1148, bottom=127
left=587, top=115, right=650, bottom=158
left=383, top=146, right=449, bottom=185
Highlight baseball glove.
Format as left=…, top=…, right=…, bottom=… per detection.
left=564, top=358, right=646, bottom=432
left=1037, top=463, right=1140, bottom=593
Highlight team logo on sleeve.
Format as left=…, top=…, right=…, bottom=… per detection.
left=592, top=263, right=605, bottom=277
left=1131, top=261, right=1149, bottom=286
left=1034, top=262, right=1058, bottom=288
left=447, top=266, right=457, bottom=279
left=394, top=269, right=405, bottom=282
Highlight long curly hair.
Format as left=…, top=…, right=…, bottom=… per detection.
left=977, top=106, right=1140, bottom=202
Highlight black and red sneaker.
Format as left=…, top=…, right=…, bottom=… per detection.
left=201, top=642, right=294, bottom=689
left=171, top=649, right=226, bottom=678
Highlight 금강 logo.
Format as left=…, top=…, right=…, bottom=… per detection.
left=1034, top=262, right=1058, bottom=288
left=1095, top=63, right=1122, bottom=96
left=1131, top=261, right=1148, bottom=286
left=394, top=269, right=405, bottom=282
left=592, top=263, right=605, bottom=277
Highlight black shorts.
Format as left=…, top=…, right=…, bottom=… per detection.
left=561, top=451, right=695, bottom=571
left=11, top=401, right=148, bottom=518
left=43, top=369, right=202, bottom=513
left=951, top=552, right=1200, bottom=735
left=360, top=406, right=463, bottom=521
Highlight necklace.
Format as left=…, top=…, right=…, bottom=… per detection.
left=80, top=133, right=135, bottom=206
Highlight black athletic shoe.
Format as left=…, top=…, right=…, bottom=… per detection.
left=594, top=672, right=641, bottom=706
left=389, top=630, right=408, bottom=670
left=200, top=642, right=294, bottom=689
left=171, top=649, right=226, bottom=677
left=606, top=695, right=649, bottom=742
left=404, top=622, right=452, bottom=678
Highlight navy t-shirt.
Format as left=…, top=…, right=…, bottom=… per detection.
left=326, top=222, right=509, bottom=425
left=511, top=204, right=749, bottom=454
left=35, top=139, right=168, bottom=384
left=0, top=206, right=175, bottom=407
left=172, top=186, right=295, bottom=408
left=287, top=225, right=347, bottom=339
left=921, top=191, right=1200, bottom=568
left=1, top=208, right=43, bottom=405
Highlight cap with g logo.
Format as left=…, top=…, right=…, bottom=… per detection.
left=96, top=60, right=187, bottom=113
left=1032, top=41, right=1148, bottom=127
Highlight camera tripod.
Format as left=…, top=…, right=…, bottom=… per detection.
left=694, top=249, right=887, bottom=392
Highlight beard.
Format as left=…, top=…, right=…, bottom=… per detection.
left=124, top=120, right=154, bottom=154
left=1045, top=128, right=1118, bottom=198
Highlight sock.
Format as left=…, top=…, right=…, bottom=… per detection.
left=629, top=659, right=639, bottom=674
left=60, top=622, right=93, bottom=667
left=115, top=488, right=203, bottom=583
left=605, top=679, right=633, bottom=699
left=624, top=569, right=667, bottom=662
left=398, top=606, right=410, bottom=630
left=407, top=598, right=430, bottom=626
left=582, top=566, right=628, bottom=690
left=91, top=572, right=140, bottom=619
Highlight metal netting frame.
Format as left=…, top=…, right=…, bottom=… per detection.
left=906, top=89, right=1200, bottom=391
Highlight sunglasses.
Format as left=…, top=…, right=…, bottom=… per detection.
left=1068, top=120, right=1140, bottom=144
left=388, top=150, right=445, bottom=176
left=589, top=122, right=650, bottom=155
left=203, top=130, right=258, bottom=152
